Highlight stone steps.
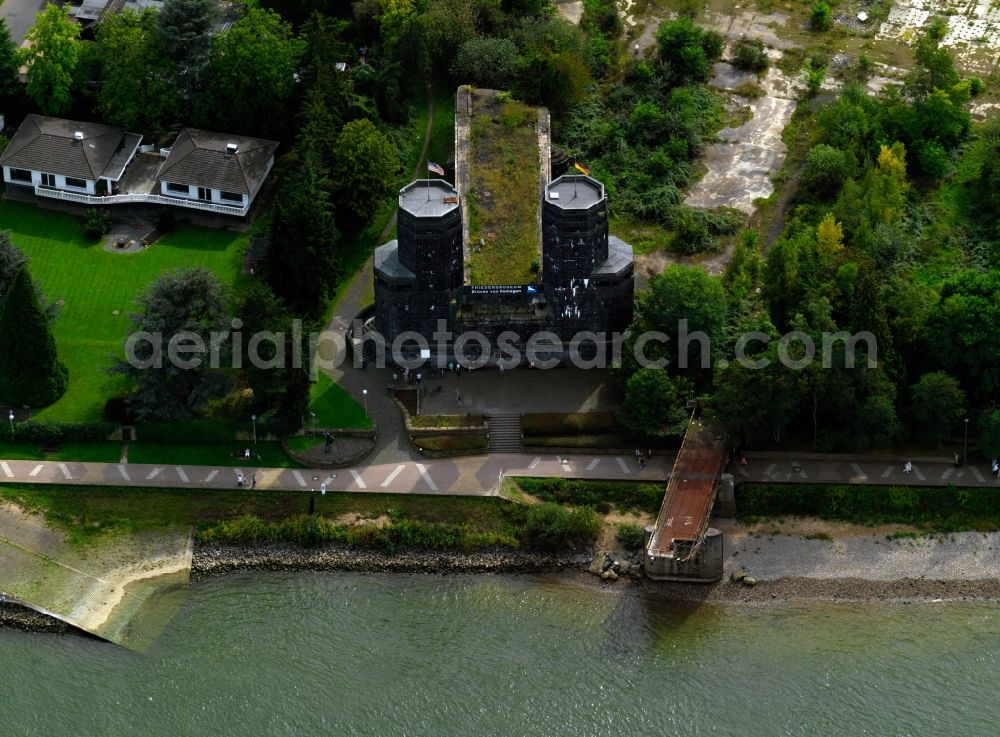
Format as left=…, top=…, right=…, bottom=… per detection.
left=489, top=414, right=522, bottom=453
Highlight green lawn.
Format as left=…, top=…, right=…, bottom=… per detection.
left=126, top=441, right=300, bottom=467
left=309, top=372, right=371, bottom=429
left=0, top=441, right=122, bottom=462
left=1, top=200, right=249, bottom=422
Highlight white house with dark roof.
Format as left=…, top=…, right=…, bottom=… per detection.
left=0, top=116, right=278, bottom=217
left=0, top=114, right=142, bottom=196
left=154, top=128, right=279, bottom=211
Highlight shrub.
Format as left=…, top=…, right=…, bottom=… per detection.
left=732, top=38, right=768, bottom=72
left=521, top=503, right=603, bottom=550
left=82, top=208, right=111, bottom=241
left=616, top=522, right=646, bottom=550
left=810, top=2, right=832, bottom=31
left=969, top=77, right=984, bottom=96
left=801, top=144, right=849, bottom=199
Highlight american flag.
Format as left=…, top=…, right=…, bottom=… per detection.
left=427, top=161, right=445, bottom=176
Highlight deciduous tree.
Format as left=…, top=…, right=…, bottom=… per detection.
left=909, top=371, right=966, bottom=446
left=196, top=8, right=305, bottom=139
left=618, top=367, right=689, bottom=437
left=20, top=3, right=81, bottom=115
left=96, top=9, right=181, bottom=138
left=331, top=119, right=400, bottom=221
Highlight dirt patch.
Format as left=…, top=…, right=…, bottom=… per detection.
left=333, top=512, right=392, bottom=528
left=717, top=516, right=921, bottom=542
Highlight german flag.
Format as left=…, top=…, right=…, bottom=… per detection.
left=573, top=162, right=590, bottom=175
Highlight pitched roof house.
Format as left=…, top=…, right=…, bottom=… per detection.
left=0, top=114, right=142, bottom=196
left=1, top=116, right=279, bottom=217
left=154, top=129, right=279, bottom=210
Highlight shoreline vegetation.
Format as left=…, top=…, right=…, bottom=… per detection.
left=5, top=478, right=1000, bottom=636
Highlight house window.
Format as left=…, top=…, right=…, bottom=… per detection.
left=219, top=191, right=243, bottom=203
left=8, top=168, right=32, bottom=183
left=40, top=173, right=56, bottom=187
left=65, top=177, right=88, bottom=189
left=165, top=182, right=188, bottom=194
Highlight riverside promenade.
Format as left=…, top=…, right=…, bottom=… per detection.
left=1, top=449, right=999, bottom=496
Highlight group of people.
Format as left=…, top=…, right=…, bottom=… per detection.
left=236, top=472, right=256, bottom=488
left=635, top=449, right=652, bottom=469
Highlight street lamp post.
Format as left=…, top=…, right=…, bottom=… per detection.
left=362, top=389, right=368, bottom=418
left=963, top=418, right=970, bottom=466
left=251, top=414, right=257, bottom=445
left=8, top=410, right=13, bottom=442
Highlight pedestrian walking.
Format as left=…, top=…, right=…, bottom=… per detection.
left=320, top=481, right=327, bottom=495
left=903, top=461, right=912, bottom=474
left=992, top=458, right=999, bottom=478
left=237, top=472, right=245, bottom=488
left=251, top=473, right=257, bottom=489
left=953, top=452, right=960, bottom=467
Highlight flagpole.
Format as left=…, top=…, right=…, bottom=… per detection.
left=427, top=164, right=431, bottom=201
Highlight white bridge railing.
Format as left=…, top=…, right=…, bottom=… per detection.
left=34, top=185, right=248, bottom=216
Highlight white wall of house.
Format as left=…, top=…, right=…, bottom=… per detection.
left=2, top=166, right=96, bottom=194
left=159, top=181, right=248, bottom=207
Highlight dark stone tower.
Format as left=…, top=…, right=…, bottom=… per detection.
left=374, top=180, right=463, bottom=347
left=542, top=175, right=633, bottom=340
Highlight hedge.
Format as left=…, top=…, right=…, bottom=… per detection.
left=11, top=420, right=116, bottom=444
left=521, top=412, right=620, bottom=435
left=514, top=478, right=664, bottom=515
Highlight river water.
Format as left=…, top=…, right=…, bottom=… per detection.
left=1, top=572, right=998, bottom=736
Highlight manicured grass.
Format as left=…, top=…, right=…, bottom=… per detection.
left=309, top=372, right=370, bottom=429
left=126, top=441, right=300, bottom=468
left=0, top=441, right=122, bottom=462
left=1, top=200, right=249, bottom=422
left=426, top=85, right=456, bottom=166
left=284, top=435, right=323, bottom=453
left=409, top=414, right=485, bottom=429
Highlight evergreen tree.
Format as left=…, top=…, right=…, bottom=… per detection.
left=111, top=267, right=231, bottom=420
left=0, top=18, right=24, bottom=114
left=265, top=151, right=340, bottom=319
left=155, top=0, right=218, bottom=96
left=0, top=267, right=69, bottom=408
left=331, top=119, right=401, bottom=220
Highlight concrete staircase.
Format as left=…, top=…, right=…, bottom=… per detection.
left=488, top=414, right=522, bottom=453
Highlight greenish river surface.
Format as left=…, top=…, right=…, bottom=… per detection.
left=2, top=572, right=998, bottom=736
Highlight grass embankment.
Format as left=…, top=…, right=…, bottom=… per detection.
left=467, top=95, right=541, bottom=285
left=2, top=201, right=249, bottom=422
left=0, top=483, right=604, bottom=552
left=738, top=483, right=1000, bottom=532
left=309, top=372, right=370, bottom=429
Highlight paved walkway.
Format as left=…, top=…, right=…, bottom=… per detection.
left=735, top=453, right=1000, bottom=487
left=0, top=0, right=44, bottom=45
left=0, top=452, right=674, bottom=496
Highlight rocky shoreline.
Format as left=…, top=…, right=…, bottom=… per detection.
left=6, top=541, right=1000, bottom=637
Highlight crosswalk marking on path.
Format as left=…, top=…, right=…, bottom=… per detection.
left=913, top=465, right=925, bottom=481
left=291, top=470, right=306, bottom=487
left=350, top=469, right=366, bottom=489
left=204, top=469, right=219, bottom=483
left=764, top=463, right=776, bottom=477
left=971, top=466, right=985, bottom=483
left=850, top=463, right=867, bottom=481
left=737, top=465, right=749, bottom=477
left=1, top=461, right=13, bottom=478
left=528, top=457, right=541, bottom=469
left=416, top=463, right=437, bottom=491
left=881, top=466, right=893, bottom=478
left=176, top=466, right=189, bottom=483
left=118, top=464, right=130, bottom=481
left=58, top=463, right=72, bottom=480
left=615, top=457, right=630, bottom=474
left=381, top=464, right=406, bottom=488
left=941, top=467, right=954, bottom=480
left=146, top=467, right=161, bottom=480
left=29, top=464, right=43, bottom=477
left=586, top=459, right=599, bottom=471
